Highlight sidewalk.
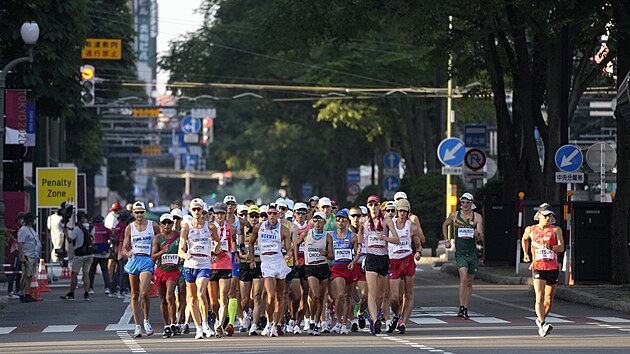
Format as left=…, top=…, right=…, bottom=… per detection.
left=440, top=261, right=630, bottom=315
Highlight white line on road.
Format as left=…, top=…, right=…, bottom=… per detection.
left=42, top=325, right=77, bottom=333
left=472, top=293, right=564, bottom=317
left=587, top=317, right=630, bottom=323
left=119, top=303, right=134, bottom=325
left=0, top=327, right=16, bottom=335
left=117, top=330, right=146, bottom=353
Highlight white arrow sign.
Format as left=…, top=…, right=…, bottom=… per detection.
left=444, top=142, right=463, bottom=161
left=560, top=149, right=580, bottom=167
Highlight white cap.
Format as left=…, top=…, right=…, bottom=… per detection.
left=132, top=201, right=146, bottom=211
left=318, top=197, right=332, bottom=207
left=260, top=205, right=269, bottom=213
left=460, top=192, right=474, bottom=201
left=223, top=195, right=237, bottom=204
left=275, top=198, right=287, bottom=208
left=394, top=191, right=408, bottom=200
left=294, top=202, right=308, bottom=210
left=190, top=198, right=204, bottom=209
left=285, top=210, right=294, bottom=219
left=384, top=201, right=396, bottom=209
left=160, top=213, right=174, bottom=223
left=203, top=202, right=209, bottom=211
left=182, top=215, right=193, bottom=226
left=170, top=208, right=183, bottom=218
left=359, top=206, right=368, bottom=215
left=313, top=211, right=327, bottom=220
left=285, top=198, right=294, bottom=210
left=237, top=205, right=248, bottom=214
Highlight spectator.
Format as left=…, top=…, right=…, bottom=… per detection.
left=106, top=203, right=122, bottom=297
left=88, top=215, right=112, bottom=294
left=47, top=208, right=65, bottom=263
left=105, top=202, right=123, bottom=231
left=17, top=212, right=40, bottom=302
left=61, top=211, right=94, bottom=300
left=5, top=213, right=24, bottom=299
left=111, top=211, right=132, bottom=298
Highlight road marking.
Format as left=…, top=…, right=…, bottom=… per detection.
left=472, top=293, right=564, bottom=317
left=587, top=317, right=630, bottom=323
left=0, top=327, right=16, bottom=334
left=470, top=317, right=509, bottom=324
left=409, top=318, right=448, bottom=324
left=119, top=303, right=134, bottom=325
left=117, top=330, right=146, bottom=353
left=374, top=331, right=452, bottom=353
left=526, top=317, right=573, bottom=324
left=42, top=325, right=77, bottom=333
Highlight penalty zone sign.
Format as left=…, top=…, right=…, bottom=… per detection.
left=36, top=167, right=77, bottom=208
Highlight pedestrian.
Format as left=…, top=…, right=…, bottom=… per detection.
left=105, top=202, right=123, bottom=293
left=17, top=212, right=40, bottom=303
left=442, top=192, right=484, bottom=320
left=522, top=203, right=565, bottom=337
left=47, top=208, right=65, bottom=264
left=122, top=201, right=161, bottom=338
left=151, top=213, right=181, bottom=338
left=61, top=211, right=94, bottom=301
left=88, top=215, right=113, bottom=295
left=5, top=214, right=23, bottom=299
left=113, top=211, right=131, bottom=298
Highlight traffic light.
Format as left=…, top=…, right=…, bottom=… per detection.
left=202, top=118, right=213, bottom=144
left=224, top=170, right=232, bottom=184
left=80, top=64, right=95, bottom=105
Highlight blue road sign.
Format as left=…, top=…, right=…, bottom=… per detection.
left=464, top=124, right=487, bottom=148
left=302, top=183, right=313, bottom=197
left=383, top=151, right=401, bottom=169
left=437, top=137, right=466, bottom=166
left=181, top=116, right=201, bottom=134
left=555, top=144, right=583, bottom=172
left=384, top=175, right=401, bottom=193
left=346, top=168, right=361, bottom=184
left=182, top=154, right=198, bottom=169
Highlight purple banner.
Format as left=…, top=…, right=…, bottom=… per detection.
left=5, top=91, right=28, bottom=145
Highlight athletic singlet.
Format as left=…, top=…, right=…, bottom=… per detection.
left=305, top=229, right=327, bottom=265
left=332, top=230, right=353, bottom=265
left=531, top=225, right=559, bottom=271
left=294, top=220, right=309, bottom=264
left=130, top=221, right=155, bottom=256
left=212, top=221, right=232, bottom=270
left=364, top=216, right=388, bottom=256
left=258, top=221, right=283, bottom=262
left=454, top=211, right=477, bottom=253
left=241, top=223, right=260, bottom=262
left=157, top=233, right=180, bottom=271
left=184, top=221, right=212, bottom=269
left=389, top=219, right=413, bottom=259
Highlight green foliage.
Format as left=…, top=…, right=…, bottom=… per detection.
left=475, top=177, right=505, bottom=205
left=355, top=185, right=379, bottom=207
left=402, top=170, right=446, bottom=250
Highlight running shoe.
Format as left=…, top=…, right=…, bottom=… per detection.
left=108, top=290, right=118, bottom=297
left=84, top=292, right=90, bottom=301
left=463, top=308, right=470, bottom=320
left=374, top=319, right=382, bottom=334
left=239, top=324, right=247, bottom=333
left=133, top=326, right=143, bottom=338
left=457, top=306, right=465, bottom=318
left=171, top=324, right=178, bottom=335
left=162, top=326, right=172, bottom=338
left=270, top=325, right=279, bottom=337
left=368, top=315, right=375, bottom=335
left=351, top=321, right=359, bottom=332
left=144, top=321, right=154, bottom=336
left=340, top=324, right=349, bottom=335
left=60, top=292, right=74, bottom=300
left=293, top=324, right=302, bottom=334
left=183, top=323, right=190, bottom=335
left=214, top=325, right=223, bottom=338
left=377, top=309, right=384, bottom=322
left=276, top=324, right=284, bottom=336
left=398, top=323, right=407, bottom=334
left=225, top=324, right=234, bottom=336
left=202, top=323, right=213, bottom=338
left=195, top=328, right=204, bottom=340
left=331, top=323, right=342, bottom=334
left=242, top=311, right=251, bottom=329
left=538, top=326, right=546, bottom=337
left=313, top=324, right=321, bottom=336
left=387, top=316, right=399, bottom=333
left=287, top=319, right=295, bottom=333
left=308, top=322, right=315, bottom=335
left=105, top=288, right=111, bottom=295
left=303, top=318, right=311, bottom=332
left=261, top=323, right=271, bottom=337
left=249, top=323, right=258, bottom=336
left=358, top=313, right=366, bottom=329
left=89, top=288, right=95, bottom=295
left=542, top=322, right=553, bottom=336
left=321, top=322, right=330, bottom=334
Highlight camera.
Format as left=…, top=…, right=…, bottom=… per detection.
left=60, top=201, right=74, bottom=225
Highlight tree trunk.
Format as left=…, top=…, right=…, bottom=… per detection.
left=610, top=0, right=630, bottom=284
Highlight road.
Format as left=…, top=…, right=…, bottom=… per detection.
left=1, top=264, right=629, bottom=353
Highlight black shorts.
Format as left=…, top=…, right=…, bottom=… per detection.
left=533, top=268, right=559, bottom=285
left=209, top=269, right=232, bottom=281
left=304, top=263, right=331, bottom=281
left=239, top=262, right=262, bottom=282
left=286, top=266, right=300, bottom=283
left=294, top=265, right=306, bottom=280
left=365, top=254, right=389, bottom=277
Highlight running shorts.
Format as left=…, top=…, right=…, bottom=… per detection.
left=209, top=269, right=232, bottom=281
left=182, top=267, right=211, bottom=283
left=455, top=251, right=479, bottom=275
left=261, top=257, right=292, bottom=279
left=533, top=268, right=559, bottom=285
left=153, top=267, right=181, bottom=288
left=239, top=262, right=262, bottom=282
left=124, top=255, right=155, bottom=276
left=389, top=254, right=416, bottom=279
left=365, top=254, right=389, bottom=277
left=305, top=263, right=331, bottom=281
left=331, top=264, right=356, bottom=284
left=231, top=252, right=241, bottom=277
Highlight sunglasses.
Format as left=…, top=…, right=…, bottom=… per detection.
left=134, top=211, right=145, bottom=215
left=335, top=217, right=348, bottom=222
left=385, top=209, right=396, bottom=213
left=172, top=216, right=182, bottom=220
left=161, top=220, right=173, bottom=225
left=215, top=212, right=226, bottom=216
left=320, top=205, right=331, bottom=209
left=350, top=214, right=361, bottom=218
left=278, top=206, right=288, bottom=211
left=192, top=207, right=202, bottom=212
left=226, top=201, right=237, bottom=206
left=313, top=218, right=325, bottom=222
left=332, top=206, right=338, bottom=210
left=267, top=211, right=279, bottom=216
left=296, top=210, right=307, bottom=215
left=249, top=213, right=260, bottom=218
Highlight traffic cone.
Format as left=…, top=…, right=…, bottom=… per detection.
left=61, top=266, right=71, bottom=279
left=148, top=281, right=159, bottom=298
left=37, top=259, right=51, bottom=292
left=29, top=277, right=43, bottom=301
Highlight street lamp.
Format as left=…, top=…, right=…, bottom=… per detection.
left=0, top=21, right=39, bottom=230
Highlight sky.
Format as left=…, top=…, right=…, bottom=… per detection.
left=156, top=0, right=205, bottom=94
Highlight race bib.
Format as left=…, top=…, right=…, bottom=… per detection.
left=220, top=240, right=229, bottom=252
left=535, top=248, right=554, bottom=261
left=368, top=234, right=386, bottom=247
left=392, top=239, right=411, bottom=253
left=161, top=253, right=179, bottom=266
left=132, top=243, right=150, bottom=255
left=334, top=248, right=352, bottom=262
left=260, top=242, right=279, bottom=254
left=457, top=228, right=474, bottom=239
left=190, top=242, right=211, bottom=256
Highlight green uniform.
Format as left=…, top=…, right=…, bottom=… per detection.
left=454, top=211, right=479, bottom=274
left=157, top=234, right=180, bottom=272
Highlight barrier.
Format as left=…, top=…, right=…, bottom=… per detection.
left=37, top=259, right=51, bottom=292
left=29, top=277, right=43, bottom=301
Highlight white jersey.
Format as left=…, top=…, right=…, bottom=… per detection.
left=364, top=218, right=389, bottom=256
left=184, top=221, right=212, bottom=269
left=293, top=220, right=309, bottom=254
left=258, top=221, right=284, bottom=263
left=130, top=221, right=155, bottom=256
left=304, top=229, right=327, bottom=265
left=389, top=219, right=413, bottom=259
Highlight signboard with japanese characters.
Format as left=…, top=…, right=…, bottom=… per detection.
left=81, top=39, right=122, bottom=60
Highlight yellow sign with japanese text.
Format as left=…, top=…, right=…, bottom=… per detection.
left=81, top=39, right=122, bottom=60
left=36, top=167, right=77, bottom=208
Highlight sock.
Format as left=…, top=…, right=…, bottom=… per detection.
left=228, top=298, right=238, bottom=326
left=354, top=304, right=360, bottom=316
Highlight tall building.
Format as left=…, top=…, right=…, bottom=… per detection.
left=131, top=0, right=158, bottom=103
